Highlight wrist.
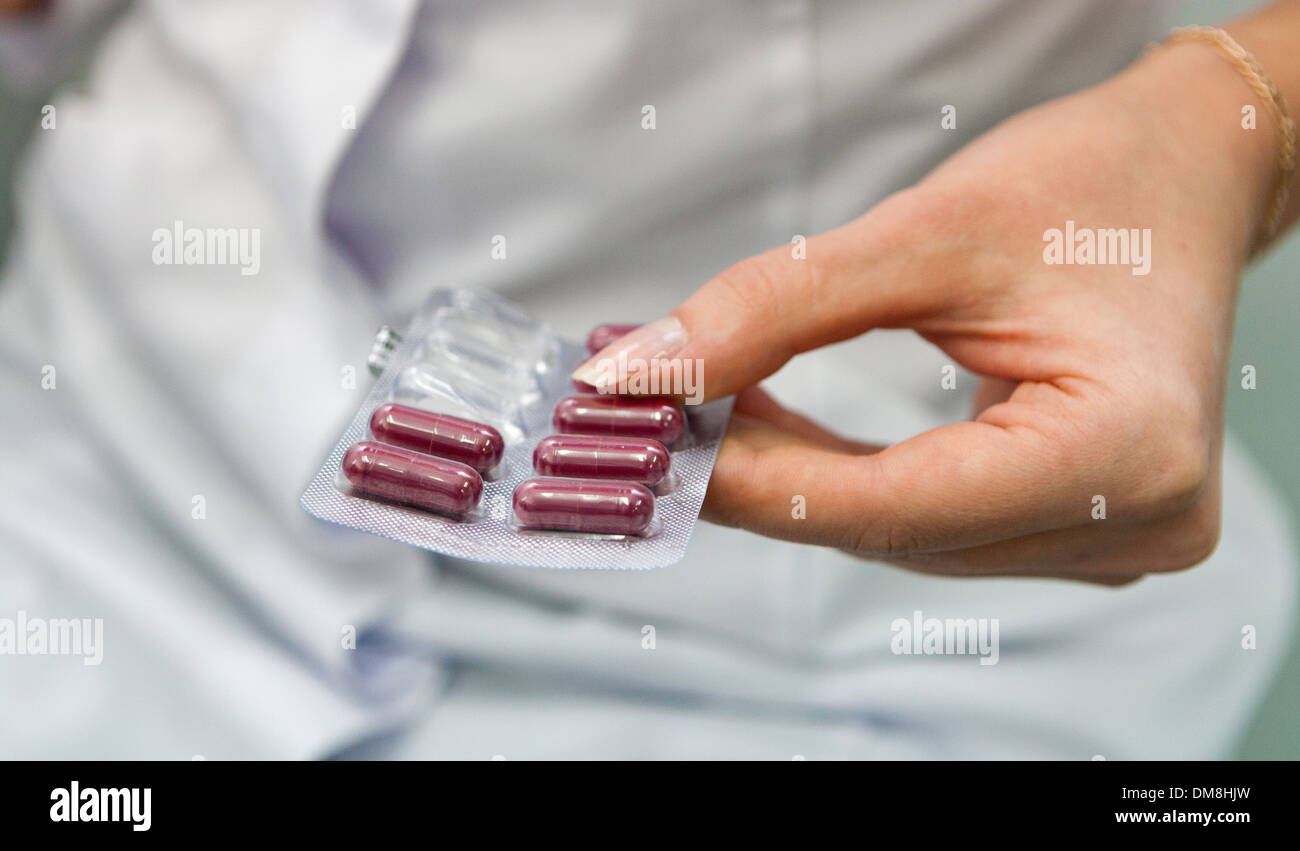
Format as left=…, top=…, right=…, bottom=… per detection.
left=1111, top=37, right=1279, bottom=256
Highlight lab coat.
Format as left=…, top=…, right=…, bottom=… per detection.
left=0, top=0, right=1293, bottom=759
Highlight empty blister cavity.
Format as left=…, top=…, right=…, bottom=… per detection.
left=432, top=305, right=560, bottom=374
left=391, top=360, right=527, bottom=443
left=370, top=403, right=505, bottom=475
left=423, top=305, right=558, bottom=392
left=511, top=477, right=659, bottom=538
left=339, top=440, right=483, bottom=519
left=451, top=289, right=559, bottom=361
left=411, top=337, right=542, bottom=404
left=533, top=434, right=676, bottom=492
left=552, top=394, right=687, bottom=446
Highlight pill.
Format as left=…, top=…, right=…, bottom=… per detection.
left=533, top=434, right=671, bottom=486
left=512, top=477, right=655, bottom=535
left=585, top=323, right=641, bottom=355
left=552, top=395, right=685, bottom=444
left=342, top=441, right=483, bottom=516
left=369, top=402, right=505, bottom=472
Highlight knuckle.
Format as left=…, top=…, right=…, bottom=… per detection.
left=711, top=252, right=788, bottom=315
left=1152, top=503, right=1222, bottom=573
left=853, top=520, right=921, bottom=558
left=865, top=184, right=1007, bottom=302
left=703, top=248, right=813, bottom=364
left=852, top=454, right=923, bottom=556
left=1148, top=424, right=1212, bottom=515
left=872, top=184, right=956, bottom=237
left=1121, top=384, right=1213, bottom=517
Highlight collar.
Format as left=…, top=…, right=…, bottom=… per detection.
left=146, top=0, right=421, bottom=242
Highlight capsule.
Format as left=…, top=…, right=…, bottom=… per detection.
left=369, top=402, right=505, bottom=472
left=342, top=441, right=483, bottom=516
left=585, top=323, right=641, bottom=355
left=533, top=434, right=671, bottom=486
left=512, top=477, right=655, bottom=535
left=552, top=395, right=685, bottom=444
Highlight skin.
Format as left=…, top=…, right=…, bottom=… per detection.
left=579, top=1, right=1300, bottom=584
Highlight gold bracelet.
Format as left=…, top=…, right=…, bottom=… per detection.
left=1153, top=26, right=1296, bottom=251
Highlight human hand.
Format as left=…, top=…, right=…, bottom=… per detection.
left=574, top=39, right=1284, bottom=583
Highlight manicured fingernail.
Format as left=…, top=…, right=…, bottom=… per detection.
left=571, top=316, right=687, bottom=389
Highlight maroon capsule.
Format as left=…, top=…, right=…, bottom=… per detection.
left=533, top=434, right=671, bottom=486
left=512, top=477, right=655, bottom=535
left=369, top=402, right=505, bottom=473
left=552, top=395, right=685, bottom=444
left=585, top=323, right=641, bottom=355
left=342, top=441, right=483, bottom=516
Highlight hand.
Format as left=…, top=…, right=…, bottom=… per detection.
left=574, top=40, right=1282, bottom=584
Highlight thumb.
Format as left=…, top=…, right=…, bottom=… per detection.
left=571, top=189, right=954, bottom=401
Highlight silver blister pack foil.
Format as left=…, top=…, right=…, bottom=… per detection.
left=300, top=289, right=733, bottom=569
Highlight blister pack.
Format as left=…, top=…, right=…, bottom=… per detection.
left=300, top=289, right=732, bottom=569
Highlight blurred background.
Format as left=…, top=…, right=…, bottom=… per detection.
left=1, top=0, right=1295, bottom=757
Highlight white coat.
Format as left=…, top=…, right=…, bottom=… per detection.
left=0, top=0, right=1292, bottom=759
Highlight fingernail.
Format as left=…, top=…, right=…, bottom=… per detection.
left=571, top=316, right=687, bottom=389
